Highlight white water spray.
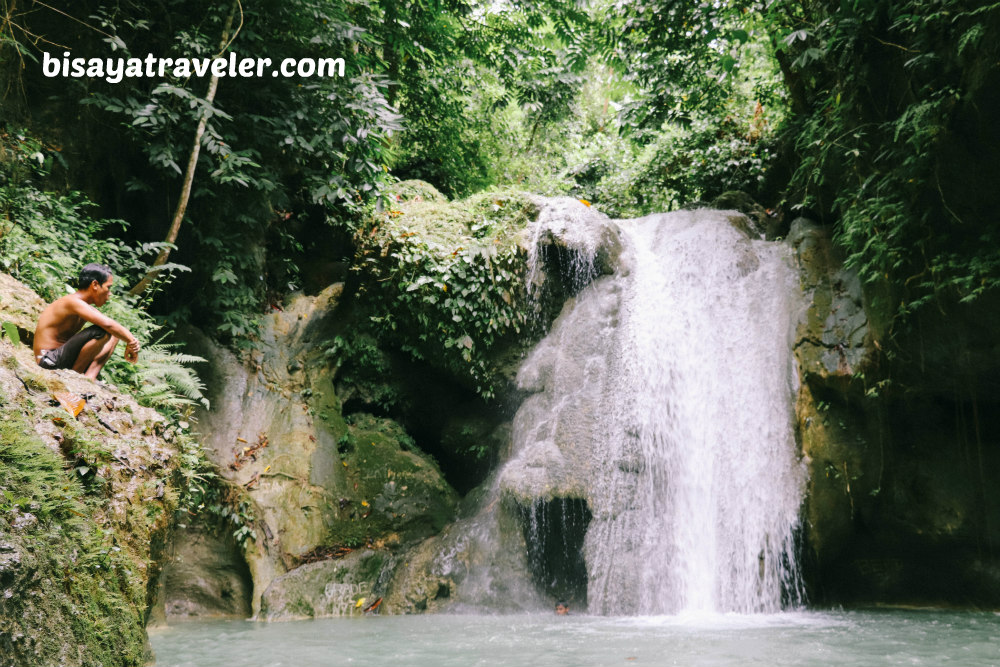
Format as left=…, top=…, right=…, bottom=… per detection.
left=506, top=203, right=806, bottom=615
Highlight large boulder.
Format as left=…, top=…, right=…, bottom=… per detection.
left=789, top=219, right=1000, bottom=606
left=259, top=549, right=390, bottom=620
left=1, top=273, right=180, bottom=666
left=174, top=284, right=458, bottom=618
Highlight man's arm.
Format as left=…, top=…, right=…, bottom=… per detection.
left=66, top=298, right=141, bottom=357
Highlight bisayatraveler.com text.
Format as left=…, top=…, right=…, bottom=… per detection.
left=42, top=51, right=345, bottom=84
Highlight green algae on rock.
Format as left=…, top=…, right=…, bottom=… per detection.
left=0, top=328, right=181, bottom=666
left=353, top=183, right=541, bottom=398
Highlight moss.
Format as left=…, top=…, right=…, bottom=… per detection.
left=287, top=596, right=316, bottom=618
left=0, top=407, right=139, bottom=665
left=380, top=189, right=538, bottom=252
left=0, top=388, right=176, bottom=666
left=384, top=179, right=448, bottom=204
left=324, top=414, right=457, bottom=549
left=357, top=552, right=385, bottom=581
left=18, top=369, right=51, bottom=393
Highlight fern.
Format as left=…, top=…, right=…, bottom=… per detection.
left=104, top=340, right=209, bottom=412
left=134, top=343, right=210, bottom=410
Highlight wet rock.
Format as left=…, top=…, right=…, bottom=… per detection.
left=788, top=218, right=876, bottom=393
left=711, top=191, right=769, bottom=238
left=259, top=550, right=389, bottom=620
left=523, top=197, right=625, bottom=297
left=382, top=538, right=455, bottom=615
left=154, top=526, right=253, bottom=621
left=499, top=276, right=625, bottom=506
left=788, top=220, right=1000, bottom=607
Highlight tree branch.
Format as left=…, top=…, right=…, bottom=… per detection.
left=130, top=0, right=239, bottom=297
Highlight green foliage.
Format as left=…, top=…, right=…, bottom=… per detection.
left=325, top=333, right=400, bottom=413
left=479, top=38, right=785, bottom=217
left=106, top=341, right=209, bottom=413
left=0, top=132, right=187, bottom=301
left=1, top=128, right=249, bottom=553
left=4, top=0, right=402, bottom=342
left=352, top=190, right=539, bottom=398
left=770, top=0, right=1000, bottom=322
left=599, top=0, right=769, bottom=132
left=174, top=426, right=258, bottom=546
left=1, top=319, right=19, bottom=344
left=1, top=129, right=211, bottom=407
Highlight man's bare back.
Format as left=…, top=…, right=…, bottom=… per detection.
left=33, top=264, right=140, bottom=379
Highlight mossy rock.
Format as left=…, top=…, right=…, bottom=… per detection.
left=258, top=549, right=390, bottom=620
left=385, top=179, right=448, bottom=204
left=328, top=414, right=458, bottom=549
left=377, top=189, right=540, bottom=252
left=0, top=324, right=180, bottom=666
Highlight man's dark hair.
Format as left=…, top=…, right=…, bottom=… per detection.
left=77, top=263, right=113, bottom=290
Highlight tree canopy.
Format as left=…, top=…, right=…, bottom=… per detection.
left=2, top=0, right=998, bottom=355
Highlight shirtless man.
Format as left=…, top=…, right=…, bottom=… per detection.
left=33, top=263, right=141, bottom=379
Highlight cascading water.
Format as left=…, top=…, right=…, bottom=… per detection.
left=584, top=212, right=806, bottom=615
left=498, top=201, right=807, bottom=615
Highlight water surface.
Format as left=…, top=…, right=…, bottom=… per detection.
left=149, top=610, right=1000, bottom=667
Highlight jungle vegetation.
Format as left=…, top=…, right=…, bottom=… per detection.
left=1, top=0, right=998, bottom=382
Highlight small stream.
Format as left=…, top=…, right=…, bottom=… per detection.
left=150, top=610, right=1000, bottom=667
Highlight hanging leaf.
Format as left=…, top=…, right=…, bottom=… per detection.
left=1, top=321, right=19, bottom=346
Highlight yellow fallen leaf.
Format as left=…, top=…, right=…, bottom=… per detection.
left=579, top=199, right=591, bottom=207
left=52, top=392, right=85, bottom=418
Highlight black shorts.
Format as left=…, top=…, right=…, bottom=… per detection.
left=37, top=325, right=109, bottom=370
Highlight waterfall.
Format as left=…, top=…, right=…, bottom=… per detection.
left=502, top=202, right=806, bottom=615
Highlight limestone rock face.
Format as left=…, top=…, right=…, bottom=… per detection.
left=789, top=220, right=1000, bottom=607
left=0, top=273, right=180, bottom=666
left=178, top=284, right=458, bottom=618
left=381, top=536, right=456, bottom=614
left=381, top=495, right=541, bottom=614
left=153, top=526, right=253, bottom=622
left=259, top=550, right=390, bottom=620
left=522, top=197, right=626, bottom=294
left=789, top=218, right=873, bottom=390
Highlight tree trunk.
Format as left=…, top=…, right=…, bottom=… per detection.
left=130, top=1, right=238, bottom=297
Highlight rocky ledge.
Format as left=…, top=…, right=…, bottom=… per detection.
left=0, top=272, right=181, bottom=666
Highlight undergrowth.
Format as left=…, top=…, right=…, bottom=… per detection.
left=351, top=189, right=539, bottom=398
left=1, top=129, right=253, bottom=560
